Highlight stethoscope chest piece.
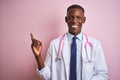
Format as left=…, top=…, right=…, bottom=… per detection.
left=56, top=57, right=61, bottom=61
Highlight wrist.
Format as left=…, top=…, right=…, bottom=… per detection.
left=35, top=54, right=44, bottom=69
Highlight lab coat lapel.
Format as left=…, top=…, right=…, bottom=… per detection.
left=82, top=34, right=87, bottom=62
left=82, top=34, right=89, bottom=80
left=61, top=35, right=69, bottom=80
left=82, top=33, right=93, bottom=80
left=82, top=34, right=93, bottom=62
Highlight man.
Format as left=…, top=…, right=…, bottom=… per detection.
left=31, top=4, right=108, bottom=80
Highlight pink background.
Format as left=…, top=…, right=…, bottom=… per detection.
left=0, top=0, right=120, bottom=80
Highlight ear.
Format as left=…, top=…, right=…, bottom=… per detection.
left=65, top=16, right=68, bottom=23
left=82, top=17, right=86, bottom=23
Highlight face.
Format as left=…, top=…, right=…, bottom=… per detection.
left=65, top=8, right=86, bottom=35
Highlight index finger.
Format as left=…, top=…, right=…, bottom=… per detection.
left=30, top=33, right=34, bottom=41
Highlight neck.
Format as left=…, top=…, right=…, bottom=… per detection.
left=69, top=31, right=81, bottom=36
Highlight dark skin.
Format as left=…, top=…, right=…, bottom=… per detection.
left=65, top=8, right=86, bottom=35
left=30, top=8, right=86, bottom=70
left=30, top=33, right=44, bottom=70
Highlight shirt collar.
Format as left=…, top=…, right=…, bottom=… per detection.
left=67, top=32, right=83, bottom=41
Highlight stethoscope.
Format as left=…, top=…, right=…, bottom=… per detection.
left=56, top=33, right=93, bottom=63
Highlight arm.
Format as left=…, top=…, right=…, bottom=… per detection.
left=30, top=33, right=44, bottom=70
left=30, top=33, right=51, bottom=80
left=37, top=41, right=52, bottom=80
left=91, top=41, right=108, bottom=80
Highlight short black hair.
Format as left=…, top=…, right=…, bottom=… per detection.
left=67, top=4, right=85, bottom=14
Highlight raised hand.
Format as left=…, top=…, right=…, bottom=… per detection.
left=30, top=33, right=44, bottom=69
left=30, top=33, right=42, bottom=56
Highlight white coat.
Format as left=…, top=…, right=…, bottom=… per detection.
left=37, top=33, right=108, bottom=80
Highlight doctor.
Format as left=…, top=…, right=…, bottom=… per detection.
left=31, top=4, right=108, bottom=80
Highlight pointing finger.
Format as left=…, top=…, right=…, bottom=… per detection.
left=30, top=33, right=34, bottom=41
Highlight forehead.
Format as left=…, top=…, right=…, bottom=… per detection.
left=67, top=8, right=84, bottom=16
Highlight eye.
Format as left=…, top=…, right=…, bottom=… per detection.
left=76, top=16, right=81, bottom=19
left=68, top=16, right=73, bottom=20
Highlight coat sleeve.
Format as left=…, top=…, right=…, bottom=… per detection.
left=91, top=41, right=108, bottom=80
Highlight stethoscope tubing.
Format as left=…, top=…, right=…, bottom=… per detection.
left=56, top=33, right=93, bottom=62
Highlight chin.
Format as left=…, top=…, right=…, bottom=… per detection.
left=69, top=32, right=77, bottom=35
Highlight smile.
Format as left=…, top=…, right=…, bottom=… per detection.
left=71, top=25, right=78, bottom=28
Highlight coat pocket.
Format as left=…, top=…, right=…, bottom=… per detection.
left=82, top=60, right=95, bottom=80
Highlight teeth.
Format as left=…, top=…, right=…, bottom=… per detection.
left=72, top=25, right=77, bottom=28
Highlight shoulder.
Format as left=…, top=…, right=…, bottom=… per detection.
left=49, top=34, right=65, bottom=47
left=51, top=35, right=62, bottom=43
left=88, top=36, right=99, bottom=43
left=86, top=35, right=101, bottom=48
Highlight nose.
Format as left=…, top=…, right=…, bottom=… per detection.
left=72, top=17, right=78, bottom=23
